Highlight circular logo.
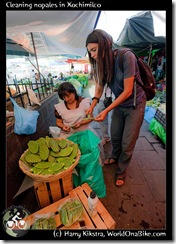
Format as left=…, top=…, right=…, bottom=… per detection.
left=2, top=205, right=31, bottom=238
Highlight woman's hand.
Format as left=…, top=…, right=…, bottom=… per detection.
left=86, top=106, right=94, bottom=115
left=94, top=110, right=108, bottom=122
left=62, top=125, right=71, bottom=132
left=56, top=118, right=71, bottom=132
left=71, top=122, right=82, bottom=129
left=71, top=116, right=93, bottom=129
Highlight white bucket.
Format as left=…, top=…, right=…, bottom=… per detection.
left=49, top=126, right=61, bottom=138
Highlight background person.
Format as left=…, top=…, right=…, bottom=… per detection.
left=85, top=29, right=146, bottom=187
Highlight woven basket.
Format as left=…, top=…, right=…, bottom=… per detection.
left=19, top=138, right=81, bottom=182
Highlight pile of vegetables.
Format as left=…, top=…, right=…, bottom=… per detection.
left=32, top=217, right=56, bottom=229
left=66, top=78, right=82, bottom=95
left=20, top=136, right=79, bottom=175
left=146, top=90, right=166, bottom=110
left=59, top=199, right=84, bottom=227
left=53, top=74, right=89, bottom=96
left=67, top=74, right=88, bottom=87
left=54, top=78, right=82, bottom=95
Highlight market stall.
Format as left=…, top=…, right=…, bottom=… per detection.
left=145, top=89, right=166, bottom=145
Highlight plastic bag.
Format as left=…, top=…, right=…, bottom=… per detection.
left=27, top=88, right=41, bottom=106
left=149, top=118, right=166, bottom=144
left=32, top=213, right=56, bottom=229
left=10, top=97, right=39, bottom=135
left=144, top=106, right=156, bottom=124
left=68, top=130, right=106, bottom=198
left=49, top=126, right=61, bottom=138
left=59, top=198, right=84, bottom=227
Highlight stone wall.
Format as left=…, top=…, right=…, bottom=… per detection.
left=6, top=92, right=59, bottom=208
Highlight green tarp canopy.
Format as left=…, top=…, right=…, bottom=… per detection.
left=116, top=11, right=166, bottom=57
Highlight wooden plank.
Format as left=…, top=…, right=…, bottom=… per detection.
left=33, top=181, right=50, bottom=208
left=60, top=221, right=80, bottom=230
left=68, top=186, right=95, bottom=229
left=62, top=173, right=73, bottom=196
left=24, top=196, right=70, bottom=226
left=97, top=202, right=116, bottom=229
left=34, top=173, right=73, bottom=208
left=73, top=184, right=107, bottom=229
left=49, top=180, right=62, bottom=202
left=81, top=182, right=92, bottom=196
left=74, top=183, right=116, bottom=229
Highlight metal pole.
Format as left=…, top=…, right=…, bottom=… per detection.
left=27, top=57, right=45, bottom=80
left=148, top=44, right=152, bottom=67
left=30, top=32, right=41, bottom=81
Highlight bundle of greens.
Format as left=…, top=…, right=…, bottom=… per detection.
left=59, top=199, right=84, bottom=227
left=32, top=216, right=56, bottom=229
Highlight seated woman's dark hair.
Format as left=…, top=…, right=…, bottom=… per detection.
left=58, top=82, right=79, bottom=100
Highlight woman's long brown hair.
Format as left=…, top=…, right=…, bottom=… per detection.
left=86, top=29, right=114, bottom=86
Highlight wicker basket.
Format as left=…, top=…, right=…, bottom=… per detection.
left=18, top=138, right=81, bottom=182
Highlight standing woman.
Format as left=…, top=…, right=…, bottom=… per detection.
left=86, top=29, right=146, bottom=187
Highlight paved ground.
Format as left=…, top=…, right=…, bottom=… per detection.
left=13, top=80, right=166, bottom=230
left=93, top=120, right=166, bottom=230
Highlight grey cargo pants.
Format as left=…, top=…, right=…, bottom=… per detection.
left=110, top=99, right=146, bottom=176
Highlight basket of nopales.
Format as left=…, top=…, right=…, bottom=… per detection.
left=19, top=136, right=81, bottom=182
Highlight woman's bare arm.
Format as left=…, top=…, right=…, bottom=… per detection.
left=86, top=83, right=104, bottom=114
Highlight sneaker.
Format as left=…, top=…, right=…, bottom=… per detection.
left=101, top=138, right=111, bottom=146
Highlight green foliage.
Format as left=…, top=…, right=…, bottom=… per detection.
left=146, top=90, right=166, bottom=108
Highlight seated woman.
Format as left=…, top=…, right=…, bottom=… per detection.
left=54, top=81, right=105, bottom=163
left=54, top=82, right=93, bottom=138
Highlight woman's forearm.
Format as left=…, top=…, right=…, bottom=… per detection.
left=56, top=119, right=64, bottom=129
left=90, top=83, right=104, bottom=108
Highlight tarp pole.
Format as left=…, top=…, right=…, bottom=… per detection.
left=27, top=58, right=45, bottom=80
left=93, top=11, right=101, bottom=29
left=30, top=32, right=41, bottom=81
left=148, top=44, right=153, bottom=67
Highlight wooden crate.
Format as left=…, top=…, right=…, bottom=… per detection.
left=154, top=107, right=166, bottom=129
left=34, top=172, right=73, bottom=208
left=25, top=183, right=116, bottom=229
